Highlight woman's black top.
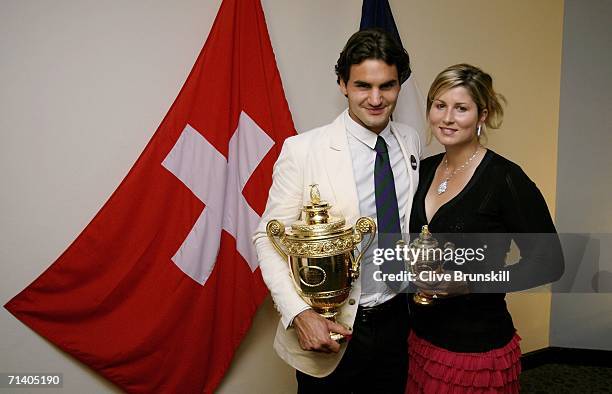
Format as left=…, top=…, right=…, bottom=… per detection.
left=408, top=149, right=564, bottom=352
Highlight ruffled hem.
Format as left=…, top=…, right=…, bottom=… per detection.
left=406, top=332, right=521, bottom=394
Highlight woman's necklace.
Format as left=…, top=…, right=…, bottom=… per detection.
left=437, top=146, right=482, bottom=195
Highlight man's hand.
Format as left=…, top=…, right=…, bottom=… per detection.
left=292, top=310, right=351, bottom=353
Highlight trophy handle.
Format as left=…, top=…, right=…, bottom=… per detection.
left=351, top=217, right=377, bottom=278
left=266, top=220, right=289, bottom=261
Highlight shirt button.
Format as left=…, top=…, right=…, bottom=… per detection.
left=348, top=299, right=356, bottom=305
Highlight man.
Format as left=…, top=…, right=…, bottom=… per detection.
left=254, top=28, right=421, bottom=393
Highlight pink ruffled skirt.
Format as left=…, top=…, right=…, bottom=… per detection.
left=406, top=331, right=521, bottom=394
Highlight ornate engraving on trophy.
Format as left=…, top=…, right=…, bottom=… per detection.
left=298, top=266, right=327, bottom=287
left=405, top=225, right=444, bottom=305
left=266, top=184, right=376, bottom=341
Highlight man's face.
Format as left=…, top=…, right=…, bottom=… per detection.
left=339, top=59, right=401, bottom=134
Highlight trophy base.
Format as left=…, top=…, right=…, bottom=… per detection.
left=319, top=311, right=349, bottom=343
left=413, top=292, right=435, bottom=305
left=319, top=310, right=338, bottom=320
left=330, top=331, right=347, bottom=343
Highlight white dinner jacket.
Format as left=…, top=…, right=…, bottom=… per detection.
left=253, top=111, right=421, bottom=377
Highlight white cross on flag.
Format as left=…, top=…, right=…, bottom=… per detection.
left=5, top=0, right=296, bottom=392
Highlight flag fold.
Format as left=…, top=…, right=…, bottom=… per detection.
left=5, top=0, right=295, bottom=392
left=360, top=0, right=426, bottom=144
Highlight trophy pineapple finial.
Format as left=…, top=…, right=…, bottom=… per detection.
left=309, top=184, right=321, bottom=205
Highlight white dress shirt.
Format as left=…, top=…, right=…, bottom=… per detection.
left=344, top=110, right=410, bottom=307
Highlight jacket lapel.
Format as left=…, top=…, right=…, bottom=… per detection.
left=321, top=113, right=361, bottom=224
left=314, top=113, right=419, bottom=232
left=390, top=123, right=419, bottom=233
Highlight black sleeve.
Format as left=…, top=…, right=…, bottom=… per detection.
left=497, top=164, right=565, bottom=291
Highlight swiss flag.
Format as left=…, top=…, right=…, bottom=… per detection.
left=4, top=0, right=295, bottom=392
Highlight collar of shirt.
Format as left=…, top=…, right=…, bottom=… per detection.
left=344, top=110, right=393, bottom=149
left=343, top=109, right=408, bottom=306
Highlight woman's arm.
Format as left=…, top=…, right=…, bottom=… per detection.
left=497, top=163, right=565, bottom=290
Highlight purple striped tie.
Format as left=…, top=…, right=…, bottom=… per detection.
left=374, top=135, right=401, bottom=250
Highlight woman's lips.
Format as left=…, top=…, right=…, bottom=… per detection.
left=439, top=126, right=457, bottom=136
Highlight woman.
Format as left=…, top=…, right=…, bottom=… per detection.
left=406, top=64, right=564, bottom=393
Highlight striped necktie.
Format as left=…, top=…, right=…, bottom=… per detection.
left=374, top=135, right=402, bottom=250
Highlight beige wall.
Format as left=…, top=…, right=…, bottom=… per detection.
left=0, top=1, right=563, bottom=393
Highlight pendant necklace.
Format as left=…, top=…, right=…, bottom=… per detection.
left=437, top=147, right=482, bottom=195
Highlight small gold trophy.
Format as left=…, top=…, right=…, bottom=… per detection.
left=266, top=185, right=376, bottom=341
left=406, top=225, right=444, bottom=305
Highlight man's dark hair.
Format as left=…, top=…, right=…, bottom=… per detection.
left=335, top=28, right=411, bottom=85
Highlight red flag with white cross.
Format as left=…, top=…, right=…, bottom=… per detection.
left=4, top=0, right=295, bottom=392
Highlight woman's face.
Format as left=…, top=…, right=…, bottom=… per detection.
left=428, top=86, right=486, bottom=147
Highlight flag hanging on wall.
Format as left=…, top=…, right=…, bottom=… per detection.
left=360, top=0, right=427, bottom=149
left=4, top=0, right=295, bottom=392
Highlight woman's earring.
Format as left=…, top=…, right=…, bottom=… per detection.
left=477, top=124, right=482, bottom=137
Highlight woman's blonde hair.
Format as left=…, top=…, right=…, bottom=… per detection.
left=426, top=64, right=506, bottom=142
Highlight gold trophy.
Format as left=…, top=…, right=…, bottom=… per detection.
left=403, top=225, right=444, bottom=305
left=266, top=185, right=376, bottom=341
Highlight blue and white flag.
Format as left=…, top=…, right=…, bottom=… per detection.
left=360, top=0, right=436, bottom=155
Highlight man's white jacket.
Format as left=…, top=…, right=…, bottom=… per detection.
left=253, top=111, right=421, bottom=377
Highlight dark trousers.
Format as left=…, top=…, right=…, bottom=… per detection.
left=296, top=295, right=410, bottom=394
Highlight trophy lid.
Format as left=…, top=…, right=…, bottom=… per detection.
left=410, top=225, right=439, bottom=249
left=290, top=185, right=346, bottom=237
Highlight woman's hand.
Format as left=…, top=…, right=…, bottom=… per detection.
left=413, top=270, right=470, bottom=298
